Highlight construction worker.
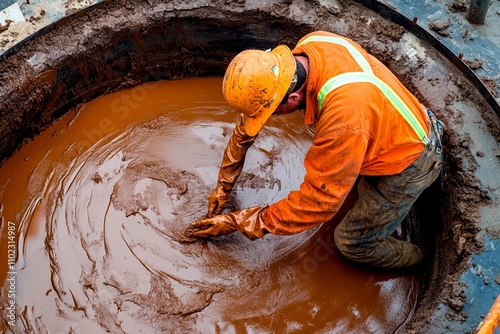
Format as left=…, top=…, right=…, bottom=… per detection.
left=184, top=30, right=445, bottom=269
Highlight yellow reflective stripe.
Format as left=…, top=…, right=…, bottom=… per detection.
left=318, top=72, right=429, bottom=146
left=317, top=73, right=353, bottom=111
left=298, top=36, right=373, bottom=74
left=298, top=35, right=429, bottom=145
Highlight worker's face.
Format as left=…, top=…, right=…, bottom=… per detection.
left=273, top=91, right=305, bottom=115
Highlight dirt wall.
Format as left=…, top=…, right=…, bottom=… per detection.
left=0, top=0, right=499, bottom=332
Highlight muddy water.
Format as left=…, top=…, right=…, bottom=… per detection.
left=0, top=77, right=419, bottom=333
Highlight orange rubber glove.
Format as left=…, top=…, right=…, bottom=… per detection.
left=185, top=206, right=269, bottom=240
left=208, top=114, right=257, bottom=216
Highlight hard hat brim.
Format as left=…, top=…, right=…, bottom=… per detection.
left=243, top=45, right=296, bottom=136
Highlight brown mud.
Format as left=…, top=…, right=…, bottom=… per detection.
left=0, top=78, right=419, bottom=333
left=0, top=0, right=499, bottom=333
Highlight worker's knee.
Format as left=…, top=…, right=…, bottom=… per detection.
left=334, top=226, right=377, bottom=261
left=335, top=227, right=424, bottom=268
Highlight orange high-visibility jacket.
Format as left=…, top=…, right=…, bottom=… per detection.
left=262, top=31, right=430, bottom=234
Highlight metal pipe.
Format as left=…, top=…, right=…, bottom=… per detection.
left=467, top=0, right=490, bottom=24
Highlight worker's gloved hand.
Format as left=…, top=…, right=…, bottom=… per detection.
left=185, top=206, right=269, bottom=240
left=207, top=115, right=257, bottom=217
left=207, top=184, right=228, bottom=217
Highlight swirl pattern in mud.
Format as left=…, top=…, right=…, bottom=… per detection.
left=0, top=79, right=419, bottom=333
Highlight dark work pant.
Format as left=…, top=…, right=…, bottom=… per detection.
left=334, top=112, right=445, bottom=268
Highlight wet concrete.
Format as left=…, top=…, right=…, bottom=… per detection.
left=0, top=0, right=499, bottom=333
left=0, top=78, right=420, bottom=332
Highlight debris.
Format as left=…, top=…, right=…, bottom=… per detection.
left=429, top=19, right=451, bottom=36
left=91, top=172, right=102, bottom=183
left=462, top=28, right=469, bottom=40
left=447, top=283, right=467, bottom=312
left=0, top=19, right=12, bottom=32
left=463, top=58, right=483, bottom=69
left=449, top=0, right=469, bottom=12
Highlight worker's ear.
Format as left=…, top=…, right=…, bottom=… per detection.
left=288, top=91, right=301, bottom=102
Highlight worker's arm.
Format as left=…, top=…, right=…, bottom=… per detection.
left=207, top=114, right=257, bottom=216
left=262, top=130, right=365, bottom=234
left=186, top=129, right=367, bottom=239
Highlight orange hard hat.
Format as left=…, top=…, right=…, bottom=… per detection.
left=222, top=45, right=296, bottom=136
